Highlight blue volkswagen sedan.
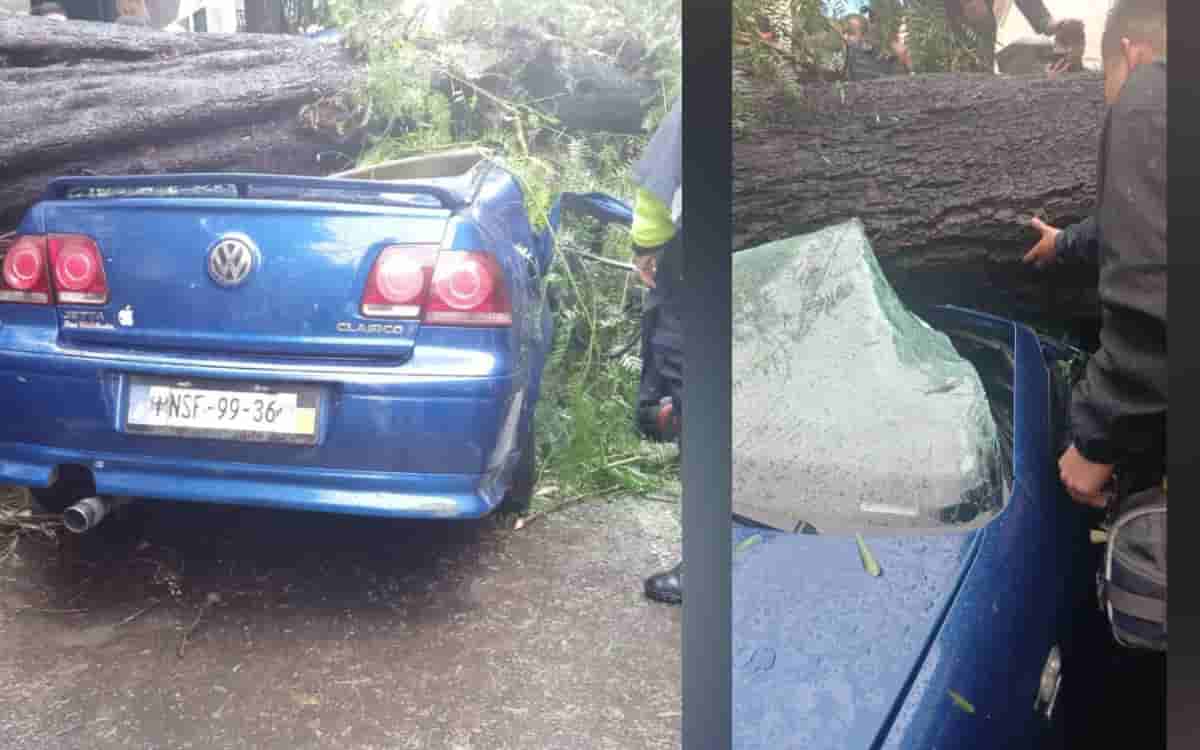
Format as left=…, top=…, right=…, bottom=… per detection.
left=0, top=150, right=629, bottom=528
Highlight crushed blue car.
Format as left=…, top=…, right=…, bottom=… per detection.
left=0, top=149, right=630, bottom=527
left=731, top=222, right=1094, bottom=749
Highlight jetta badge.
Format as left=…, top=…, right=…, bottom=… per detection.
left=207, top=236, right=256, bottom=288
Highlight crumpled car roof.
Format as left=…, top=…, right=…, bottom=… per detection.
left=731, top=219, right=1005, bottom=533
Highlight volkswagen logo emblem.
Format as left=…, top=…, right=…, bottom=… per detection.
left=207, top=236, right=256, bottom=288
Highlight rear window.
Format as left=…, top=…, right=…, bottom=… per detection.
left=731, top=221, right=1011, bottom=535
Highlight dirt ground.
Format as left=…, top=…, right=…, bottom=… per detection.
left=0, top=491, right=681, bottom=750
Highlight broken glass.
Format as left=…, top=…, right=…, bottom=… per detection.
left=732, top=220, right=1009, bottom=534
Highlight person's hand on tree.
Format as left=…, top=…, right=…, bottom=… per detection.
left=1059, top=444, right=1114, bottom=508
left=633, top=253, right=657, bottom=288
left=1023, top=217, right=1061, bottom=268
left=1046, top=56, right=1072, bottom=77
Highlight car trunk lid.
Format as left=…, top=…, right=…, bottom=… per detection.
left=732, top=527, right=982, bottom=750
left=38, top=174, right=461, bottom=361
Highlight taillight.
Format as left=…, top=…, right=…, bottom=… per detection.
left=49, top=234, right=108, bottom=305
left=360, top=246, right=511, bottom=327
left=426, top=251, right=512, bottom=327
left=361, top=245, right=438, bottom=318
left=0, top=235, right=51, bottom=304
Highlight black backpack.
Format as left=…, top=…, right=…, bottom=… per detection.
left=1097, top=477, right=1167, bottom=651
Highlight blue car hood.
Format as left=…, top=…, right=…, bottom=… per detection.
left=733, top=527, right=980, bottom=750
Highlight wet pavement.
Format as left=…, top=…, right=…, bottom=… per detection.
left=0, top=492, right=681, bottom=750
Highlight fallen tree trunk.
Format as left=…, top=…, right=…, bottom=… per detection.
left=0, top=15, right=362, bottom=229
left=0, top=14, right=661, bottom=230
left=734, top=72, right=1107, bottom=329
left=0, top=117, right=357, bottom=227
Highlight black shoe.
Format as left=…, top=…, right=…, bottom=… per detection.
left=644, top=561, right=682, bottom=604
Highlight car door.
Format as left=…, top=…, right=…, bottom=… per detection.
left=882, top=314, right=1093, bottom=750
left=519, top=191, right=634, bottom=412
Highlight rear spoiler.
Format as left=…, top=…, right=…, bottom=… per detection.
left=41, top=173, right=466, bottom=211
left=41, top=175, right=633, bottom=231
left=38, top=175, right=635, bottom=278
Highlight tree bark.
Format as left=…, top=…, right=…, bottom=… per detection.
left=734, top=72, right=1107, bottom=329
left=0, top=15, right=361, bottom=229
left=0, top=116, right=356, bottom=229
left=0, top=14, right=660, bottom=230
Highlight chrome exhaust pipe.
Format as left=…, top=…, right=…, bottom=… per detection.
left=62, top=496, right=130, bottom=534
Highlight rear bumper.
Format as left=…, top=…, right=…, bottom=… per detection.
left=0, top=346, right=525, bottom=519
left=0, top=441, right=501, bottom=518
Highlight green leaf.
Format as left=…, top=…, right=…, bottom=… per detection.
left=855, top=533, right=882, bottom=577
left=948, top=690, right=976, bottom=715
left=735, top=533, right=763, bottom=559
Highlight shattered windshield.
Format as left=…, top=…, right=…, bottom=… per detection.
left=732, top=220, right=1010, bottom=534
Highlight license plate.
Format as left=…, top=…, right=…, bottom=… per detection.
left=125, top=377, right=320, bottom=445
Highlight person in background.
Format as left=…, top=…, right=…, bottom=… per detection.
left=843, top=12, right=909, bottom=79
left=951, top=0, right=1084, bottom=72
left=754, top=13, right=777, bottom=44
left=1020, top=0, right=1165, bottom=509
left=628, top=98, right=685, bottom=605
left=843, top=12, right=867, bottom=44
left=891, top=18, right=914, bottom=73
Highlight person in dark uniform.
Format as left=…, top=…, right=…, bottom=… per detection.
left=842, top=11, right=914, bottom=79
left=1020, top=1, right=1166, bottom=732
left=1021, top=0, right=1166, bottom=508
left=843, top=12, right=908, bottom=80
left=754, top=13, right=777, bottom=43
left=627, top=98, right=685, bottom=604
left=949, top=0, right=1084, bottom=72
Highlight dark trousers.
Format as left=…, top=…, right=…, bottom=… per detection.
left=637, top=234, right=684, bottom=431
